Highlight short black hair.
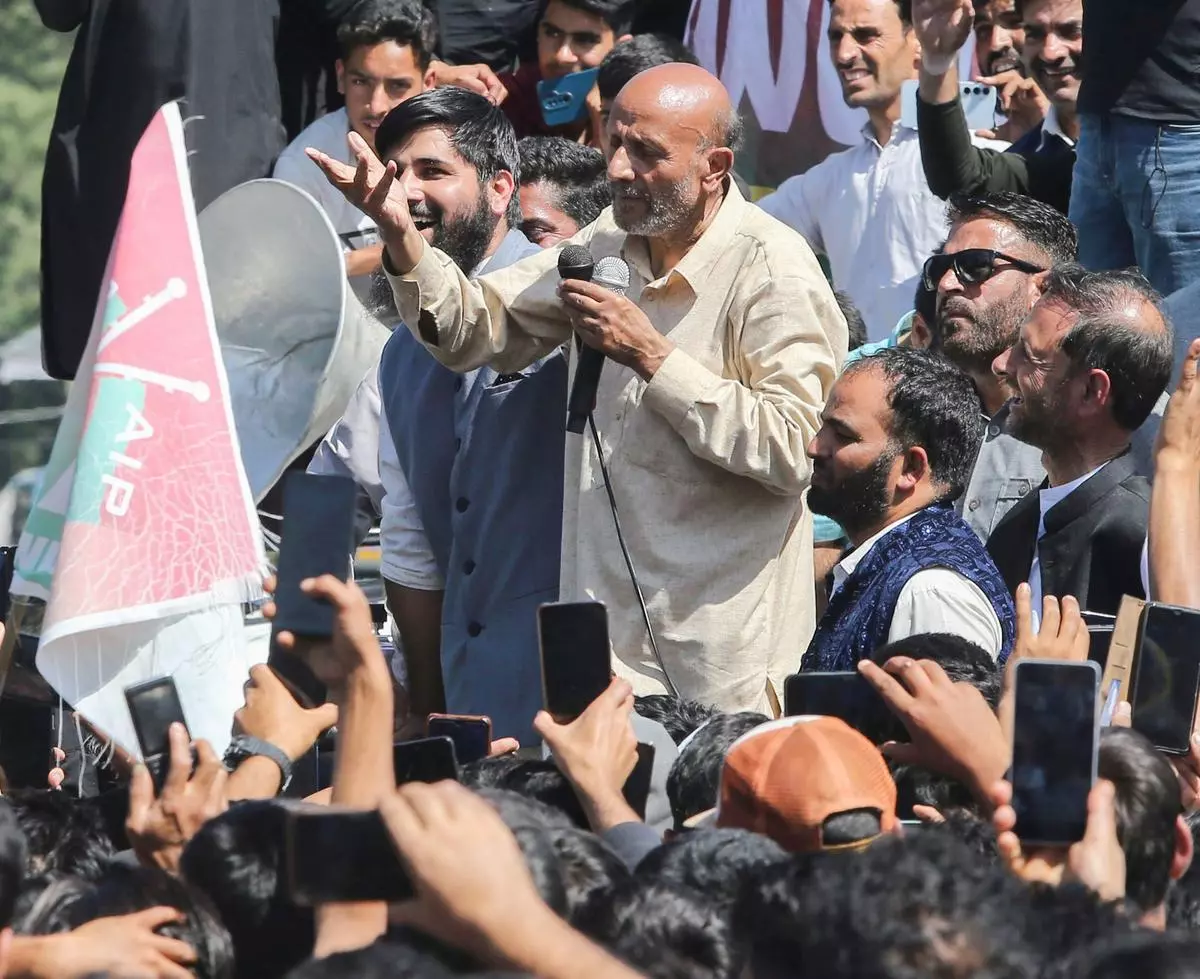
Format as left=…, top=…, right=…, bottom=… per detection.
left=7, top=789, right=114, bottom=883
left=550, top=0, right=639, bottom=36
left=1098, top=728, right=1182, bottom=914
left=375, top=87, right=522, bottom=227
left=666, top=712, right=768, bottom=830
left=286, top=939, right=456, bottom=978
left=336, top=0, right=439, bottom=70
left=597, top=34, right=700, bottom=101
left=0, top=801, right=26, bottom=930
left=1039, top=263, right=1176, bottom=431
left=575, top=878, right=741, bottom=979
left=30, top=863, right=235, bottom=979
left=543, top=826, right=630, bottom=924
left=1068, top=928, right=1200, bottom=979
left=461, top=757, right=589, bottom=829
left=834, top=291, right=868, bottom=351
left=872, top=633, right=1002, bottom=708
left=633, top=695, right=720, bottom=745
left=518, top=137, right=611, bottom=229
left=638, top=827, right=789, bottom=913
left=843, top=348, right=985, bottom=502
left=827, top=0, right=912, bottom=25
left=947, top=190, right=1079, bottom=265
left=180, top=801, right=315, bottom=979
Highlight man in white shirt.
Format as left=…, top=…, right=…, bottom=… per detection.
left=987, top=264, right=1175, bottom=618
left=273, top=0, right=437, bottom=293
left=802, top=347, right=1015, bottom=671
left=757, top=0, right=952, bottom=339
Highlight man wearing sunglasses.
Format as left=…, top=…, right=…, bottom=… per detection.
left=925, top=192, right=1075, bottom=541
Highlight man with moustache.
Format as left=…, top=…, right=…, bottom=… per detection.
left=310, top=63, right=847, bottom=714
left=925, top=191, right=1077, bottom=540
left=308, top=89, right=566, bottom=742
left=801, top=347, right=1013, bottom=672
left=760, top=0, right=949, bottom=340
left=914, top=0, right=1080, bottom=214
left=972, top=0, right=1024, bottom=76
left=987, top=265, right=1175, bottom=617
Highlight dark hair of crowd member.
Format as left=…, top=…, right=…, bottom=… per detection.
left=842, top=347, right=985, bottom=503
left=664, top=712, right=768, bottom=831
left=336, top=0, right=439, bottom=70
left=375, top=87, right=523, bottom=228
left=518, top=137, right=612, bottom=229
left=597, top=34, right=700, bottom=101
left=947, top=190, right=1079, bottom=266
left=633, top=695, right=719, bottom=745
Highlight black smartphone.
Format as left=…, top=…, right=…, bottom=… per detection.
left=393, top=735, right=459, bottom=786
left=123, top=676, right=190, bottom=792
left=0, top=546, right=15, bottom=621
left=1010, top=659, right=1100, bottom=846
left=285, top=806, right=413, bottom=905
left=783, top=672, right=900, bottom=742
left=621, top=742, right=655, bottom=821
left=1131, top=603, right=1200, bottom=756
left=427, top=715, right=492, bottom=765
left=538, top=601, right=611, bottom=720
left=269, top=472, right=358, bottom=707
left=273, top=472, right=357, bottom=637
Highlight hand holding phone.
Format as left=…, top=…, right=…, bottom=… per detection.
left=783, top=671, right=903, bottom=743
left=124, top=677, right=191, bottom=792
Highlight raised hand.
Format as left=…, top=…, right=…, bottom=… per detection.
left=913, top=0, right=975, bottom=72
left=306, top=133, right=424, bottom=274
left=1155, top=337, right=1200, bottom=475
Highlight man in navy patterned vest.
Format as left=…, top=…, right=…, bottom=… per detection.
left=801, top=348, right=1015, bottom=672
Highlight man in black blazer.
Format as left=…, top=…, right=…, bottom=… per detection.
left=987, top=264, right=1175, bottom=617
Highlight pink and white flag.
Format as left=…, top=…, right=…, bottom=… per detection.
left=12, top=102, right=266, bottom=756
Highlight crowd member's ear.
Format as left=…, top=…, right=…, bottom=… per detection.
left=1171, top=813, right=1193, bottom=882
left=487, top=169, right=517, bottom=220
left=700, top=145, right=735, bottom=194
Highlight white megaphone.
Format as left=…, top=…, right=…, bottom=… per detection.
left=198, top=178, right=389, bottom=502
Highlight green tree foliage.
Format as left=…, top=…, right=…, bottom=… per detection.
left=0, top=4, right=73, bottom=342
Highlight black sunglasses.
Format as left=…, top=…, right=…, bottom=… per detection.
left=921, top=248, right=1046, bottom=291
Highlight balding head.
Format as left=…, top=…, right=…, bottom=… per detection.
left=606, top=63, right=741, bottom=240
left=1036, top=264, right=1174, bottom=431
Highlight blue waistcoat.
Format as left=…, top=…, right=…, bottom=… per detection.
left=377, top=230, right=566, bottom=743
left=801, top=503, right=1015, bottom=672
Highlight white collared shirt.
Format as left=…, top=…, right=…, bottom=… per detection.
left=1028, top=463, right=1107, bottom=630
left=757, top=122, right=950, bottom=342
left=1039, top=104, right=1077, bottom=151
left=831, top=512, right=1004, bottom=659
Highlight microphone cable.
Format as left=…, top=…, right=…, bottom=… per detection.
left=586, top=412, right=679, bottom=698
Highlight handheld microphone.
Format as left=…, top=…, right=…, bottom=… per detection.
left=565, top=254, right=630, bottom=435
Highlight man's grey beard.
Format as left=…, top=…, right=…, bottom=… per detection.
left=611, top=178, right=695, bottom=237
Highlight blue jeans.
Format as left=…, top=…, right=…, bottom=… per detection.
left=1070, top=113, right=1200, bottom=297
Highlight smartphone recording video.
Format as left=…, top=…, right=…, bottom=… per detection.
left=783, top=671, right=901, bottom=742
left=123, top=676, right=190, bottom=792
left=538, top=601, right=611, bottom=720
left=1010, top=659, right=1099, bottom=846
left=285, top=807, right=413, bottom=905
left=1131, top=603, right=1200, bottom=756
left=427, top=715, right=491, bottom=766
left=393, top=736, right=459, bottom=786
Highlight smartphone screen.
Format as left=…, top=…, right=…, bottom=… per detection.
left=393, top=736, right=458, bottom=786
left=1131, top=603, right=1200, bottom=755
left=124, top=677, right=188, bottom=759
left=273, top=472, right=358, bottom=639
left=538, top=601, right=611, bottom=720
left=783, top=672, right=900, bottom=742
left=427, top=716, right=491, bottom=766
left=1010, top=660, right=1099, bottom=846
left=621, top=742, right=655, bottom=820
left=286, top=807, right=414, bottom=905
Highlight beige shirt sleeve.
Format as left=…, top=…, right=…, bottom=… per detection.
left=385, top=235, right=588, bottom=375
left=640, top=267, right=845, bottom=497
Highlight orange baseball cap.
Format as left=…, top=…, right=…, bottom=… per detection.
left=715, top=715, right=898, bottom=853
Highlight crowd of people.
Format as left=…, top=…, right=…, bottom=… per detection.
left=9, top=0, right=1200, bottom=975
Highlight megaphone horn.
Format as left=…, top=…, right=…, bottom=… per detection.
left=198, top=178, right=389, bottom=503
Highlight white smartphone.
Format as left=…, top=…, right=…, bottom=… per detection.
left=901, top=80, right=1000, bottom=133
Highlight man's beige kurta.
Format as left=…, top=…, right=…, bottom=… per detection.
left=386, top=184, right=847, bottom=712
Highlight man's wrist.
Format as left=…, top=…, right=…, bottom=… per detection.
left=921, top=51, right=957, bottom=77
left=580, top=787, right=641, bottom=833
left=632, top=335, right=675, bottom=382
left=382, top=228, right=426, bottom=277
